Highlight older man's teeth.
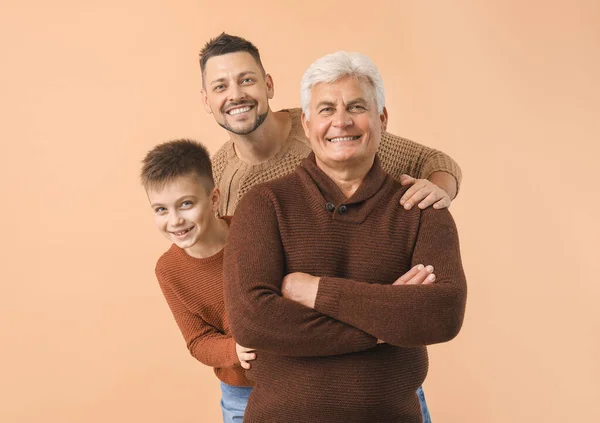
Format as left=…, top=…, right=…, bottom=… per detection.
left=228, top=106, right=252, bottom=115
left=328, top=136, right=360, bottom=142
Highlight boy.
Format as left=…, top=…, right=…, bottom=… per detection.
left=140, top=139, right=255, bottom=423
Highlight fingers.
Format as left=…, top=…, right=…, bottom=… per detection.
left=432, top=196, right=451, bottom=210
left=401, top=184, right=432, bottom=210
left=394, top=264, right=436, bottom=285
left=239, top=351, right=256, bottom=369
left=417, top=191, right=447, bottom=209
left=399, top=174, right=416, bottom=186
left=393, top=264, right=422, bottom=285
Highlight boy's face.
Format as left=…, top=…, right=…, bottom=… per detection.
left=146, top=173, right=220, bottom=251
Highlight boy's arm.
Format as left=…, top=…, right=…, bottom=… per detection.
left=223, top=188, right=378, bottom=357
left=156, top=270, right=239, bottom=368
left=284, top=208, right=467, bottom=347
left=379, top=131, right=462, bottom=208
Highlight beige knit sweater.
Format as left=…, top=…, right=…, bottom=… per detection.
left=211, top=108, right=462, bottom=216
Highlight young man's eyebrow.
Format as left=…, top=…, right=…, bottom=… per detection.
left=209, top=71, right=258, bottom=85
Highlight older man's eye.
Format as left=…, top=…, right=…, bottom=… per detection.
left=319, top=107, right=333, bottom=114
left=350, top=105, right=366, bottom=111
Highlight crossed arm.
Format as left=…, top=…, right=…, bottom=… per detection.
left=223, top=189, right=467, bottom=357
left=283, top=208, right=467, bottom=347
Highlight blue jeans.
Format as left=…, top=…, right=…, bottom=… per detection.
left=417, top=385, right=432, bottom=423
left=220, top=381, right=252, bottom=423
left=219, top=381, right=429, bottom=422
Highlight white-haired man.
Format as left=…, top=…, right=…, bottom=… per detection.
left=223, top=51, right=467, bottom=423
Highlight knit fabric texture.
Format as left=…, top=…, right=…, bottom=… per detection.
left=211, top=108, right=462, bottom=216
left=155, top=217, right=252, bottom=387
left=223, top=153, right=467, bottom=422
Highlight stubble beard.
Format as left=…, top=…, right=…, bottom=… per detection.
left=218, top=110, right=269, bottom=136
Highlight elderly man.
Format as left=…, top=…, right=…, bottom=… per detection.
left=223, top=52, right=468, bottom=423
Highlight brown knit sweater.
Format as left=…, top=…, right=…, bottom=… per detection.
left=223, top=153, right=467, bottom=422
left=211, top=108, right=462, bottom=216
left=155, top=218, right=252, bottom=387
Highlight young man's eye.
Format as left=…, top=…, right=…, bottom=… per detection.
left=241, top=78, right=254, bottom=84
left=213, top=84, right=225, bottom=92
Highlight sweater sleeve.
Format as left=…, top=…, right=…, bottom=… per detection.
left=378, top=131, right=463, bottom=193
left=223, top=187, right=378, bottom=357
left=314, top=207, right=467, bottom=347
left=156, top=269, right=239, bottom=368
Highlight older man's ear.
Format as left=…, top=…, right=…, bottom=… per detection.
left=301, top=112, right=310, bottom=139
left=380, top=107, right=388, bottom=132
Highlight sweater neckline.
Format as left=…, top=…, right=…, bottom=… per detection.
left=297, top=153, right=390, bottom=224
left=170, top=216, right=231, bottom=265
left=225, top=109, right=302, bottom=172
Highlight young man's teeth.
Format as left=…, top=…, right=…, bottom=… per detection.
left=329, top=136, right=360, bottom=142
left=229, top=106, right=252, bottom=115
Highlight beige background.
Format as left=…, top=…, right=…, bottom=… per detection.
left=1, top=0, right=599, bottom=422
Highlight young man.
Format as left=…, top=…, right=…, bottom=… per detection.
left=199, top=33, right=461, bottom=421
left=140, top=139, right=255, bottom=423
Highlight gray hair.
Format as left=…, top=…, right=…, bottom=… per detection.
left=300, top=51, right=385, bottom=119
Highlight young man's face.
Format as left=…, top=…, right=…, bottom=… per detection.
left=146, top=174, right=219, bottom=251
left=201, top=52, right=274, bottom=135
left=301, top=76, right=387, bottom=170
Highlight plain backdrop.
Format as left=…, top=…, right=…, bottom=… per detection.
left=1, top=0, right=599, bottom=422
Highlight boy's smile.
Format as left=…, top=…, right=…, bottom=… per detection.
left=147, top=173, right=223, bottom=258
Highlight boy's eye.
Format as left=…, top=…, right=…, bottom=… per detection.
left=181, top=201, right=193, bottom=208
left=154, top=207, right=166, bottom=214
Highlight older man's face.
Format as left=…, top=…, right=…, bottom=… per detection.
left=302, top=76, right=387, bottom=170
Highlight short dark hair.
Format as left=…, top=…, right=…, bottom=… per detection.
left=199, top=32, right=265, bottom=82
left=140, top=139, right=214, bottom=191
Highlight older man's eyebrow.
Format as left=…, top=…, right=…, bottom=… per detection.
left=315, top=100, right=336, bottom=109
left=346, top=98, right=369, bottom=107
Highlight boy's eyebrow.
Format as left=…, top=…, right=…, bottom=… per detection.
left=150, top=195, right=197, bottom=208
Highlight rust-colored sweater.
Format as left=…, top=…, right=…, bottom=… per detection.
left=155, top=220, right=253, bottom=387
left=211, top=108, right=462, bottom=216
left=223, top=153, right=467, bottom=422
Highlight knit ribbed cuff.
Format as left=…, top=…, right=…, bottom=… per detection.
left=314, top=277, right=342, bottom=319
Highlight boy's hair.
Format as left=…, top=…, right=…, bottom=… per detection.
left=199, top=32, right=265, bottom=83
left=141, top=139, right=214, bottom=191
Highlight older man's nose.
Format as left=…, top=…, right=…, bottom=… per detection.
left=332, top=110, right=352, bottom=127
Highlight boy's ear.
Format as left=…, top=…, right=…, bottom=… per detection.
left=211, top=187, right=221, bottom=213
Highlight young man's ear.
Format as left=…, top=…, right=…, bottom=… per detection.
left=265, top=74, right=275, bottom=99
left=201, top=87, right=213, bottom=114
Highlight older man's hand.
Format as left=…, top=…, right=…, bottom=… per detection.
left=393, top=264, right=436, bottom=285
left=282, top=272, right=320, bottom=309
left=399, top=174, right=452, bottom=210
